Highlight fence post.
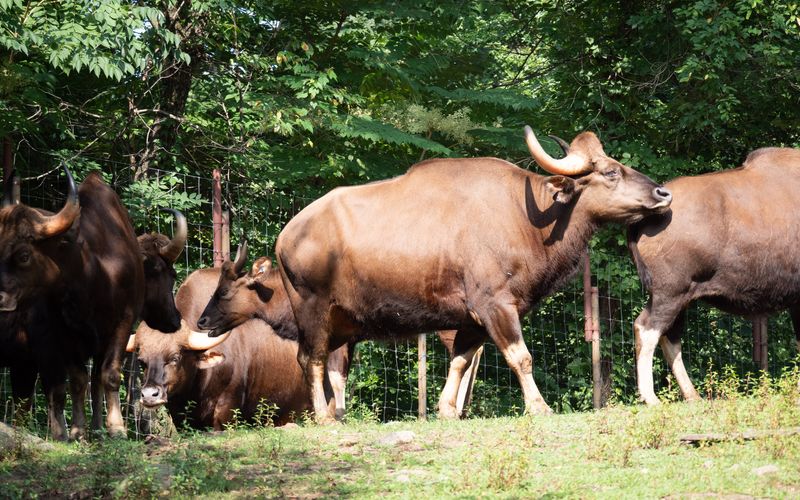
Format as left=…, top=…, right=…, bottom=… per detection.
left=212, top=169, right=224, bottom=267
left=221, top=209, right=230, bottom=262
left=591, top=286, right=602, bottom=409
left=752, top=315, right=768, bottom=372
left=418, top=334, right=427, bottom=420
left=582, top=252, right=593, bottom=342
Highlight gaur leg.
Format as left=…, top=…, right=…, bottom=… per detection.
left=437, top=328, right=484, bottom=419
left=40, top=367, right=68, bottom=441
left=294, top=298, right=335, bottom=424
left=90, top=361, right=104, bottom=432
left=68, top=364, right=89, bottom=440
left=457, top=345, right=484, bottom=418
left=326, top=343, right=351, bottom=420
left=9, top=363, right=37, bottom=424
left=480, top=302, right=551, bottom=415
left=658, top=311, right=700, bottom=401
left=634, top=296, right=686, bottom=405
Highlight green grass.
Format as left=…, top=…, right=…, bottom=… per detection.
left=2, top=370, right=800, bottom=499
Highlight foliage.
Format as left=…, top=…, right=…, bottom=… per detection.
left=2, top=374, right=800, bottom=497
left=1, top=0, right=800, bottom=421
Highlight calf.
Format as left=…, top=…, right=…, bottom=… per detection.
left=129, top=267, right=342, bottom=428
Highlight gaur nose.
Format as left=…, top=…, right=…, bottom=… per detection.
left=141, top=386, right=162, bottom=400
left=653, top=186, right=672, bottom=202
left=0, top=291, right=16, bottom=311
left=197, top=316, right=210, bottom=329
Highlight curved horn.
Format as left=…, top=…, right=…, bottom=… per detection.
left=185, top=329, right=230, bottom=351
left=158, top=208, right=187, bottom=263
left=524, top=126, right=590, bottom=176
left=126, top=334, right=137, bottom=353
left=547, top=135, right=571, bottom=157
left=32, top=164, right=80, bottom=239
left=233, top=239, right=248, bottom=274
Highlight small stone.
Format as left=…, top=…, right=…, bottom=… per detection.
left=703, top=460, right=713, bottom=469
left=378, top=430, right=415, bottom=446
left=395, top=474, right=410, bottom=483
left=753, top=464, right=779, bottom=477
left=278, top=422, right=299, bottom=429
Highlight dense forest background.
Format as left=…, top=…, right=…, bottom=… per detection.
left=2, top=1, right=800, bottom=419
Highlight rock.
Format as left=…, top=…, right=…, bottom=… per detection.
left=378, top=430, right=415, bottom=446
left=752, top=464, right=779, bottom=477
left=0, top=422, right=54, bottom=451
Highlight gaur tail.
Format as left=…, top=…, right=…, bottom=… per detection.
left=626, top=225, right=652, bottom=291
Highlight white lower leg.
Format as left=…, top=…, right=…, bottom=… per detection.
left=659, top=336, right=700, bottom=401
left=310, top=362, right=334, bottom=424
left=635, top=324, right=661, bottom=405
left=456, top=346, right=483, bottom=417
left=502, top=339, right=550, bottom=414
left=327, top=370, right=347, bottom=420
left=438, top=348, right=477, bottom=419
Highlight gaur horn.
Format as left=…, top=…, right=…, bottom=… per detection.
left=32, top=164, right=80, bottom=239
left=524, top=126, right=591, bottom=176
left=158, top=208, right=187, bottom=263
left=125, top=334, right=137, bottom=353
left=547, top=135, right=571, bottom=157
left=185, top=328, right=231, bottom=351
left=233, top=239, right=248, bottom=275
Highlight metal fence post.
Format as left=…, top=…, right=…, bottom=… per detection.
left=418, top=334, right=427, bottom=420
left=591, top=286, right=602, bottom=409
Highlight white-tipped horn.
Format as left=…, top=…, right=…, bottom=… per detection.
left=126, top=334, right=137, bottom=353
left=524, top=126, right=591, bottom=176
left=185, top=329, right=230, bottom=351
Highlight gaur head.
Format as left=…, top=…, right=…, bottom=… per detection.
left=524, top=126, right=672, bottom=223
left=126, top=320, right=229, bottom=408
left=137, top=209, right=187, bottom=333
left=0, top=166, right=80, bottom=312
left=197, top=242, right=279, bottom=337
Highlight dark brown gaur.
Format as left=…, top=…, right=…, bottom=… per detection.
left=627, top=146, right=800, bottom=405
left=137, top=208, right=188, bottom=333
left=0, top=167, right=182, bottom=439
left=273, top=125, right=672, bottom=423
left=128, top=267, right=332, bottom=428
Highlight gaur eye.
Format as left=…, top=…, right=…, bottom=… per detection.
left=603, top=169, right=619, bottom=179
left=16, top=251, right=31, bottom=265
left=169, top=354, right=181, bottom=365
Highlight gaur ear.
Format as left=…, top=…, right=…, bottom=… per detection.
left=197, top=351, right=226, bottom=370
left=545, top=175, right=578, bottom=203
left=250, top=256, right=272, bottom=278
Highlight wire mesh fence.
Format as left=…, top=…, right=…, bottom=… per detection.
left=1, top=161, right=798, bottom=438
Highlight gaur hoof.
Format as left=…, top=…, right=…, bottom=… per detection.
left=69, top=427, right=85, bottom=442
left=526, top=403, right=553, bottom=416
left=437, top=406, right=460, bottom=420
left=107, top=425, right=128, bottom=439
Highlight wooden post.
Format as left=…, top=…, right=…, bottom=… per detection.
left=418, top=334, right=427, bottom=420
left=221, top=209, right=231, bottom=262
left=582, top=252, right=593, bottom=342
left=753, top=315, right=768, bottom=372
left=591, top=286, right=602, bottom=409
left=212, top=169, right=223, bottom=267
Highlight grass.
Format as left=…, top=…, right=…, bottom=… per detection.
left=2, top=369, right=799, bottom=499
